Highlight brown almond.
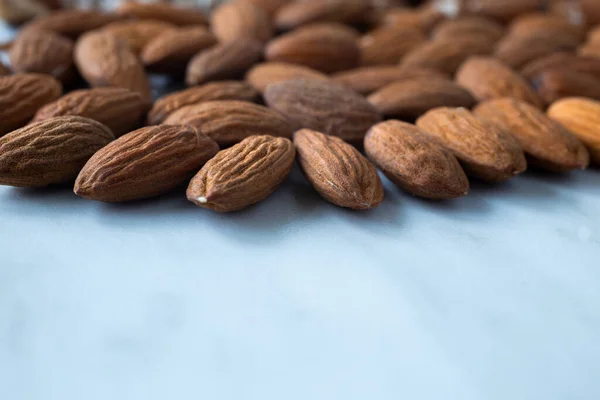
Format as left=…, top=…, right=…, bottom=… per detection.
left=521, top=52, right=600, bottom=81
left=431, top=16, right=505, bottom=43
left=237, top=0, right=288, bottom=16
left=0, top=62, right=9, bottom=76
left=462, top=0, right=545, bottom=23
left=0, top=0, right=50, bottom=25
left=163, top=100, right=294, bottom=147
left=32, top=88, right=145, bottom=137
left=509, top=12, right=585, bottom=43
left=75, top=125, right=218, bottom=202
left=416, top=107, right=527, bottom=182
left=547, top=97, right=600, bottom=164
left=332, top=66, right=447, bottom=95
left=533, top=69, right=600, bottom=105
left=264, top=78, right=382, bottom=142
left=0, top=116, right=114, bottom=187
left=22, top=10, right=122, bottom=39
left=116, top=2, right=208, bottom=26
left=274, top=0, right=371, bottom=31
left=494, top=33, right=579, bottom=69
left=245, top=62, right=329, bottom=94
left=211, top=1, right=272, bottom=44
left=186, top=39, right=263, bottom=86
left=187, top=135, right=295, bottom=212
left=148, top=81, right=259, bottom=125
left=74, top=31, right=151, bottom=103
left=359, top=25, right=426, bottom=66
left=141, top=27, right=217, bottom=75
left=100, top=19, right=176, bottom=54
left=474, top=98, right=589, bottom=171
left=377, top=6, right=444, bottom=32
left=368, top=77, right=476, bottom=120
left=580, top=0, right=600, bottom=25
left=364, top=120, right=469, bottom=199
left=0, top=73, right=62, bottom=136
left=579, top=42, right=600, bottom=58
left=294, top=129, right=384, bottom=209
left=456, top=57, right=543, bottom=108
left=265, top=23, right=360, bottom=73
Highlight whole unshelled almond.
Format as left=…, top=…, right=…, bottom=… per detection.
left=100, top=19, right=175, bottom=54
left=364, top=120, right=469, bottom=199
left=9, top=29, right=74, bottom=82
left=474, top=98, right=589, bottom=171
left=456, top=57, right=543, bottom=108
left=509, top=13, right=585, bottom=43
left=148, top=81, right=259, bottom=125
left=32, top=88, right=145, bottom=137
left=22, top=10, right=122, bottom=39
left=0, top=116, right=114, bottom=187
left=521, top=53, right=600, bottom=81
left=163, top=100, right=295, bottom=146
left=211, top=1, right=272, bottom=44
left=294, top=129, right=384, bottom=209
left=532, top=69, right=600, bottom=105
left=265, top=23, right=360, bottom=74
left=186, top=39, right=263, bottom=86
left=264, top=78, right=382, bottom=142
left=142, top=27, right=217, bottom=75
left=75, top=125, right=218, bottom=202
left=116, top=2, right=208, bottom=26
left=0, top=73, right=62, bottom=136
left=547, top=97, right=600, bottom=163
left=274, top=0, right=371, bottom=31
left=74, top=31, right=151, bottom=103
left=0, top=0, right=49, bottom=25
left=367, top=77, right=475, bottom=120
left=377, top=6, right=444, bottom=32
left=245, top=62, right=329, bottom=94
left=462, top=0, right=544, bottom=23
left=332, top=66, right=447, bottom=95
left=494, top=33, right=578, bottom=69
left=238, top=0, right=288, bottom=16
left=416, top=107, right=527, bottom=182
left=359, top=25, right=426, bottom=66
left=187, top=135, right=295, bottom=212
left=431, top=16, right=505, bottom=43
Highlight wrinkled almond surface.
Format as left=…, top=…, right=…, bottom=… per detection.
left=245, top=62, right=329, bottom=94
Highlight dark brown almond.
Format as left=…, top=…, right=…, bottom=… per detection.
left=163, top=100, right=294, bottom=147
left=211, top=1, right=272, bottom=44
left=0, top=62, right=9, bottom=76
left=359, top=25, right=426, bottom=66
left=521, top=52, right=600, bottom=81
left=74, top=125, right=218, bottom=202
left=364, top=120, right=469, bottom=199
left=116, top=2, right=208, bottom=26
left=245, top=62, right=329, bottom=94
left=274, top=0, right=371, bottom=31
left=22, top=10, right=122, bottom=39
left=264, top=78, right=382, bottom=142
left=0, top=116, right=114, bottom=187
left=431, top=16, right=505, bottom=43
left=494, top=33, right=579, bottom=69
left=532, top=69, right=600, bottom=105
left=294, top=129, right=384, bottom=209
left=416, top=107, right=527, bottom=182
left=148, top=81, right=259, bottom=125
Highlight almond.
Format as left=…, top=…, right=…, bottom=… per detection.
left=364, top=120, right=469, bottom=199
left=579, top=0, right=600, bottom=25
left=163, top=100, right=294, bottom=146
left=100, top=19, right=176, bottom=54
left=8, top=29, right=73, bottom=82
left=368, top=77, right=476, bottom=120
left=74, top=30, right=151, bottom=103
left=148, top=81, right=259, bottom=125
left=116, top=2, right=208, bottom=26
left=294, top=129, right=383, bottom=209
left=265, top=23, right=360, bottom=73
left=187, top=135, right=295, bottom=212
left=23, top=9, right=122, bottom=39
left=186, top=39, right=263, bottom=86
left=237, top=0, right=288, bottom=16
left=532, top=69, right=600, bottom=105
left=377, top=6, right=444, bottom=32
left=332, top=66, right=447, bottom=95
left=521, top=52, right=600, bottom=81
left=32, top=88, right=145, bottom=137
left=494, top=33, right=579, bottom=69
left=274, top=0, right=371, bottom=31
left=245, top=62, right=329, bottom=94
left=416, top=107, right=527, bottom=182
left=547, top=97, right=600, bottom=164
left=0, top=73, right=62, bottom=136
left=431, top=16, right=505, bottom=43
left=264, top=78, right=382, bottom=142
left=509, top=12, right=585, bottom=43
left=0, top=0, right=50, bottom=25
left=456, top=57, right=543, bottom=108
left=462, top=0, right=545, bottom=23
left=0, top=63, right=9, bottom=76
left=579, top=42, right=600, bottom=58
left=211, top=1, right=272, bottom=44
left=141, top=27, right=217, bottom=75
left=0, top=116, right=114, bottom=187
left=359, top=25, right=426, bottom=66
left=474, top=98, right=589, bottom=171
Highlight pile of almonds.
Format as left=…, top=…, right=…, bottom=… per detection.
left=1, top=0, right=600, bottom=212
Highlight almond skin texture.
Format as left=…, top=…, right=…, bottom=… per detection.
left=0, top=73, right=62, bottom=136
left=494, top=34, right=578, bottom=69
left=416, top=107, right=527, bottom=182
left=22, top=10, right=122, bottom=39
left=332, top=66, right=448, bottom=95
left=148, top=82, right=259, bottom=125
left=294, top=129, right=384, bottom=209
left=9, top=29, right=74, bottom=82
left=74, top=31, right=151, bottom=103
left=521, top=53, right=600, bottom=81
left=456, top=57, right=543, bottom=108
left=368, top=77, right=476, bottom=120
left=141, top=27, right=217, bottom=75
left=186, top=39, right=263, bottom=86
left=100, top=20, right=176, bottom=54
left=265, top=23, right=360, bottom=74
left=187, top=135, right=295, bottom=212
left=211, top=1, right=272, bottom=44
left=359, top=26, right=426, bottom=66
left=245, top=62, right=329, bottom=94
left=274, top=0, right=371, bottom=31
left=163, top=100, right=294, bottom=147
left=431, top=17, right=505, bottom=43
left=474, top=98, right=589, bottom=171
left=0, top=116, right=114, bottom=187
left=32, top=88, right=145, bottom=137
left=264, top=78, right=382, bottom=143
left=116, top=2, right=208, bottom=26
left=75, top=125, right=218, bottom=202
left=364, top=120, right=469, bottom=199
left=532, top=69, right=600, bottom=105
left=547, top=97, right=600, bottom=164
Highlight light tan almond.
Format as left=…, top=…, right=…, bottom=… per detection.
left=211, top=1, right=272, bottom=44
left=245, top=62, right=329, bottom=94
left=116, top=2, right=208, bottom=26
left=359, top=25, right=426, bottom=66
